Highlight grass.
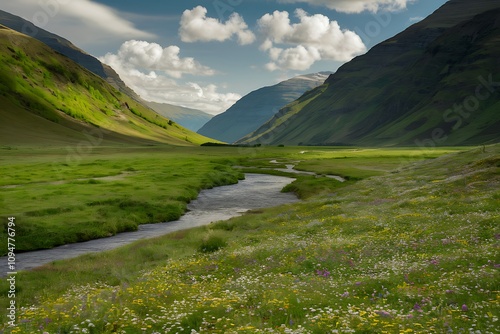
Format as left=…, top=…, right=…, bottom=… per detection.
left=0, top=144, right=498, bottom=333
left=0, top=146, right=243, bottom=253
left=0, top=146, right=464, bottom=252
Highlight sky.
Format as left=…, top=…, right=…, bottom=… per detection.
left=2, top=0, right=448, bottom=115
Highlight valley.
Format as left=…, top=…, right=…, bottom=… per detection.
left=0, top=0, right=498, bottom=332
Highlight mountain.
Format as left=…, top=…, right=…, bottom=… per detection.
left=146, top=101, right=212, bottom=132
left=0, top=10, right=137, bottom=97
left=0, top=25, right=212, bottom=146
left=197, top=72, right=331, bottom=143
left=239, top=0, right=500, bottom=146
left=0, top=9, right=212, bottom=135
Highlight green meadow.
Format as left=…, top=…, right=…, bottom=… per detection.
left=0, top=146, right=243, bottom=252
left=0, top=144, right=498, bottom=333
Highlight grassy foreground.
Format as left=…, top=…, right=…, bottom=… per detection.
left=0, top=145, right=498, bottom=333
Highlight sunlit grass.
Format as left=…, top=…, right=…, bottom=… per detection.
left=0, top=147, right=243, bottom=253
left=0, top=145, right=497, bottom=333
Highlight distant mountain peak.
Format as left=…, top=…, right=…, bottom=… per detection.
left=197, top=72, right=330, bottom=143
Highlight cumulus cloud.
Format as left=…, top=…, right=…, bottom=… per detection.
left=277, top=0, right=414, bottom=13
left=179, top=6, right=256, bottom=45
left=258, top=9, right=366, bottom=71
left=100, top=40, right=215, bottom=78
left=100, top=41, right=240, bottom=114
left=1, top=0, right=154, bottom=46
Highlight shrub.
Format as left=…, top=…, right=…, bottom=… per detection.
left=198, top=235, right=227, bottom=253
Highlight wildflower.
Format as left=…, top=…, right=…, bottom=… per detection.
left=462, top=304, right=469, bottom=312
left=376, top=310, right=392, bottom=318
left=429, top=258, right=439, bottom=265
left=316, top=269, right=331, bottom=278
left=413, top=303, right=422, bottom=312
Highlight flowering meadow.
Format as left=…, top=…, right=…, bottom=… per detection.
left=2, top=146, right=499, bottom=333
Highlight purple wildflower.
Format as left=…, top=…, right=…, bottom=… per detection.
left=316, top=269, right=331, bottom=278
left=376, top=310, right=392, bottom=318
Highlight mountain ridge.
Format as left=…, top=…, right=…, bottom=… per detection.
left=0, top=10, right=125, bottom=90
left=239, top=0, right=500, bottom=146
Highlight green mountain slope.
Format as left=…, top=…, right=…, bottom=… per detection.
left=0, top=9, right=107, bottom=78
left=0, top=26, right=212, bottom=146
left=0, top=9, right=148, bottom=103
left=0, top=9, right=215, bottom=135
left=198, top=72, right=331, bottom=143
left=146, top=101, right=212, bottom=132
left=239, top=0, right=500, bottom=146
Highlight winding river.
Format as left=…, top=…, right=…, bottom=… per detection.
left=2, top=174, right=298, bottom=272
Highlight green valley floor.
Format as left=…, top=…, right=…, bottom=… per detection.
left=0, top=144, right=498, bottom=333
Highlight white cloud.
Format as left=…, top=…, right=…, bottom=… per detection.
left=100, top=40, right=215, bottom=79
left=1, top=0, right=154, bottom=46
left=258, top=9, right=366, bottom=71
left=179, top=6, right=256, bottom=45
left=277, top=0, right=414, bottom=13
left=100, top=41, right=240, bottom=114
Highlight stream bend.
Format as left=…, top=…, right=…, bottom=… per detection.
left=1, top=173, right=298, bottom=272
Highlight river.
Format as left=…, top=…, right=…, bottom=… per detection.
left=2, top=173, right=298, bottom=272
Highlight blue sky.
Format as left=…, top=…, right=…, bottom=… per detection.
left=3, top=0, right=447, bottom=114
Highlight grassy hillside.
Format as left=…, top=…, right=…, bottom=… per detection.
left=0, top=26, right=212, bottom=146
left=240, top=1, right=500, bottom=147
left=0, top=144, right=497, bottom=332
left=0, top=9, right=107, bottom=79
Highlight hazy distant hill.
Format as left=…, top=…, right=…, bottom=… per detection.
left=239, top=0, right=500, bottom=146
left=197, top=72, right=331, bottom=143
left=0, top=25, right=212, bottom=146
left=146, top=101, right=212, bottom=132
